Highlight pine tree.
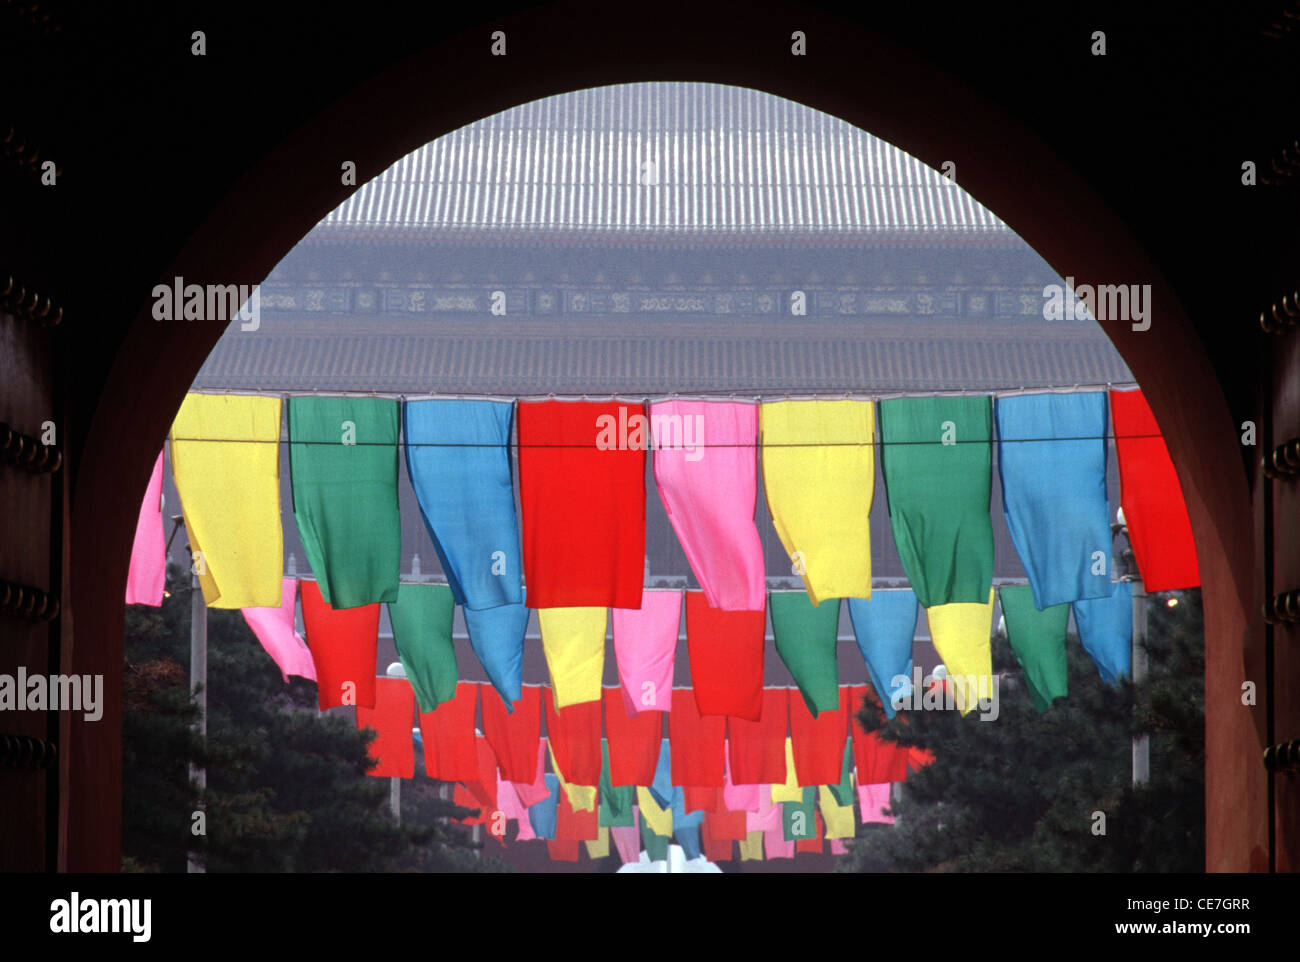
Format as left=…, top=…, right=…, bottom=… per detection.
left=839, top=588, right=1204, bottom=872
left=122, top=564, right=504, bottom=872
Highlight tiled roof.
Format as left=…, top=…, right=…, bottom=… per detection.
left=194, top=319, right=1131, bottom=394
left=315, top=83, right=1011, bottom=241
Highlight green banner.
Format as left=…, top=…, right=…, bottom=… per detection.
left=288, top=396, right=401, bottom=608
left=387, top=583, right=457, bottom=712
left=879, top=396, right=994, bottom=607
left=1000, top=584, right=1070, bottom=712
left=770, top=591, right=841, bottom=716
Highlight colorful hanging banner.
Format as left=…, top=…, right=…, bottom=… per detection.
left=826, top=738, right=856, bottom=806
left=771, top=738, right=804, bottom=802
left=640, top=808, right=671, bottom=863
left=480, top=683, right=542, bottom=785
left=468, top=737, right=500, bottom=813
left=765, top=828, right=794, bottom=860
left=671, top=789, right=705, bottom=858
left=598, top=741, right=635, bottom=827
left=602, top=687, right=664, bottom=785
left=650, top=399, right=766, bottom=611
left=417, top=681, right=478, bottom=782
left=386, top=583, right=457, bottom=713
left=859, top=782, right=896, bottom=825
left=287, top=396, right=400, bottom=609
left=704, top=806, right=749, bottom=842
left=789, top=685, right=850, bottom=785
left=924, top=586, right=996, bottom=715
left=1071, top=580, right=1133, bottom=684
left=759, top=399, right=875, bottom=604
left=848, top=685, right=911, bottom=784
left=495, top=777, right=533, bottom=841
left=545, top=686, right=603, bottom=787
left=612, top=816, right=641, bottom=864
left=403, top=399, right=524, bottom=610
left=556, top=786, right=599, bottom=841
left=727, top=687, right=789, bottom=785
left=701, top=818, right=736, bottom=863
left=770, top=591, right=842, bottom=716
left=783, top=788, right=818, bottom=846
left=506, top=741, right=552, bottom=809
left=612, top=589, right=681, bottom=714
left=819, top=784, right=856, bottom=839
left=999, top=584, right=1070, bottom=712
left=126, top=449, right=166, bottom=606
left=300, top=579, right=379, bottom=709
left=722, top=762, right=762, bottom=812
left=355, top=677, right=416, bottom=778
left=453, top=783, right=487, bottom=825
left=796, top=811, right=826, bottom=854
left=996, top=392, right=1114, bottom=608
left=538, top=607, right=607, bottom=709
left=683, top=785, right=721, bottom=814
left=878, top=395, right=994, bottom=608
left=748, top=790, right=783, bottom=833
left=585, top=825, right=611, bottom=860
left=528, top=774, right=562, bottom=840
left=649, top=738, right=673, bottom=809
left=847, top=588, right=918, bottom=720
left=684, top=591, right=765, bottom=720
left=241, top=578, right=316, bottom=683
left=465, top=600, right=529, bottom=711
left=169, top=393, right=283, bottom=608
left=517, top=399, right=646, bottom=609
left=551, top=752, right=599, bottom=814
left=636, top=786, right=673, bottom=838
left=668, top=688, right=726, bottom=787
left=1109, top=388, right=1200, bottom=591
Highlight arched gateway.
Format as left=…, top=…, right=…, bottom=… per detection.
left=1, top=3, right=1268, bottom=872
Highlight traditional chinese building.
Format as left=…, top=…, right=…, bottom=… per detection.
left=191, top=83, right=1129, bottom=584
left=175, top=83, right=1134, bottom=726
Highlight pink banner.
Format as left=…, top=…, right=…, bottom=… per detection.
left=650, top=401, right=766, bottom=611
left=722, top=748, right=761, bottom=813
left=611, top=590, right=681, bottom=714
left=496, top=777, right=535, bottom=841
left=858, top=783, right=896, bottom=825
left=509, top=740, right=552, bottom=809
left=241, top=578, right=317, bottom=682
left=612, top=814, right=641, bottom=864
left=746, top=792, right=782, bottom=833
left=764, top=826, right=794, bottom=860
left=125, top=450, right=166, bottom=606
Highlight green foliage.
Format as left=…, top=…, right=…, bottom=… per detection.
left=122, top=564, right=506, bottom=872
left=839, top=589, right=1204, bottom=873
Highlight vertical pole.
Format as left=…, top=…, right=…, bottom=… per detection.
left=385, top=662, right=406, bottom=825
left=188, top=563, right=208, bottom=873
left=1131, top=578, right=1149, bottom=787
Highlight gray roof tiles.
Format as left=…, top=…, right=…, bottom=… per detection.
left=318, top=83, right=1009, bottom=239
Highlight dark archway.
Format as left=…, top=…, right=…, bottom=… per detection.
left=65, top=1, right=1258, bottom=870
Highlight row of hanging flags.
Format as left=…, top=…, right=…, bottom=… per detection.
left=379, top=678, right=930, bottom=863
left=125, top=387, right=1199, bottom=863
